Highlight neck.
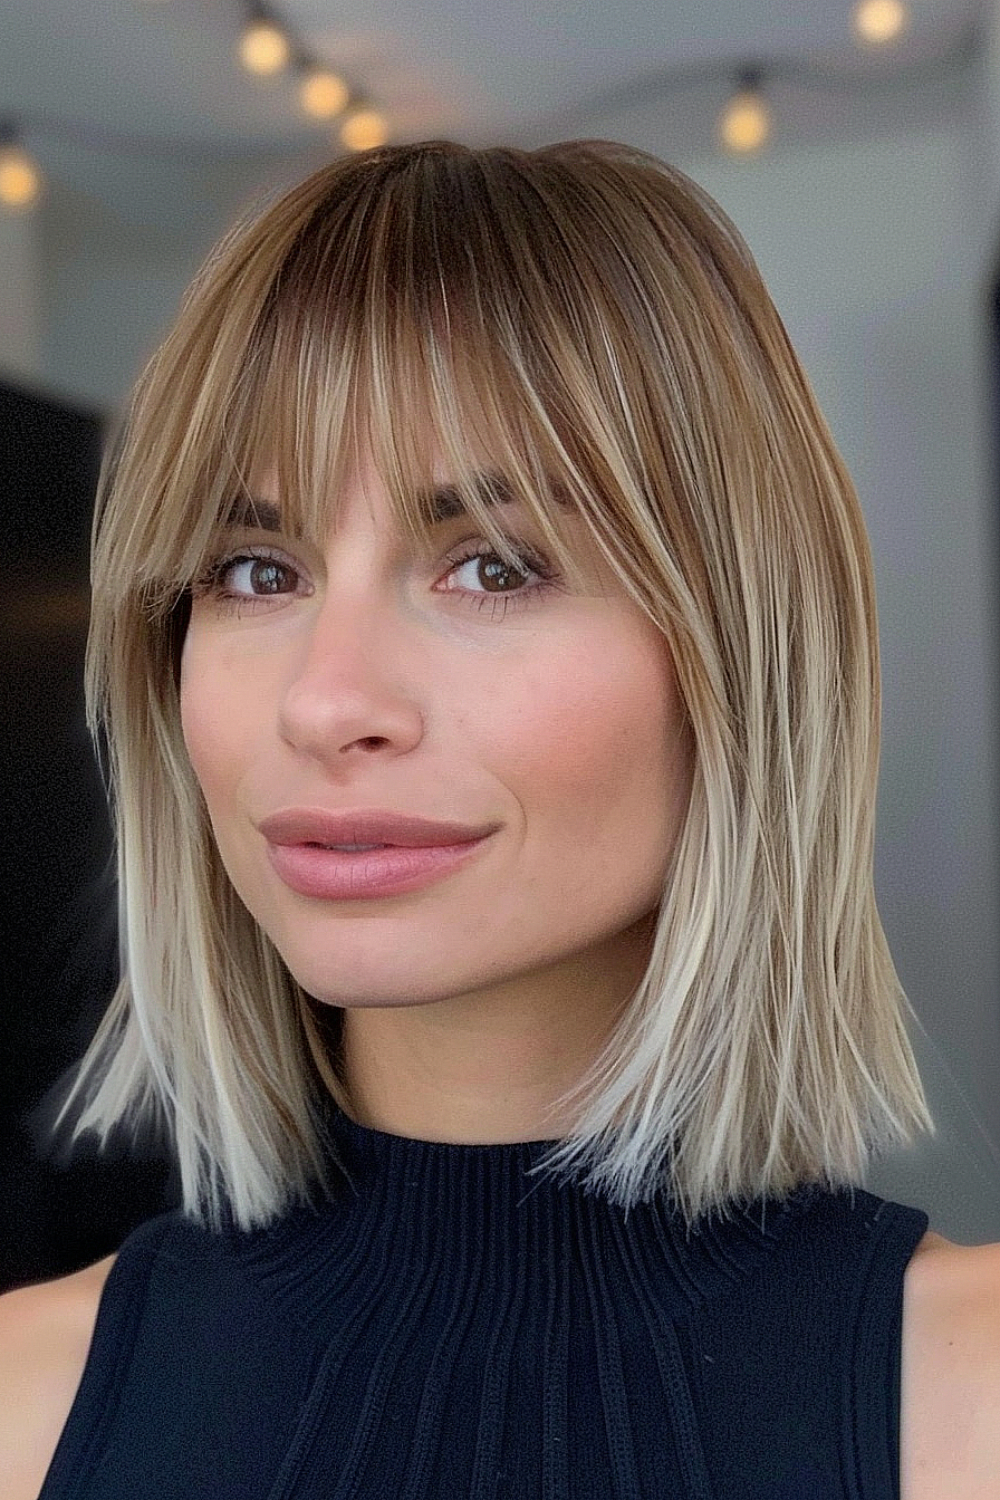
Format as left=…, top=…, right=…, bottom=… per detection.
left=330, top=914, right=656, bottom=1145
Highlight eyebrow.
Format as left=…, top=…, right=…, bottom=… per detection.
left=219, top=472, right=570, bottom=534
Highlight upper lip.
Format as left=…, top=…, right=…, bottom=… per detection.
left=257, top=808, right=500, bottom=849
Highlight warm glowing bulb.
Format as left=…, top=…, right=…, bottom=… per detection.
left=719, top=91, right=770, bottom=154
left=238, top=19, right=291, bottom=76
left=300, top=69, right=349, bottom=119
left=853, top=0, right=908, bottom=44
left=0, top=146, right=42, bottom=208
left=339, top=108, right=388, bottom=151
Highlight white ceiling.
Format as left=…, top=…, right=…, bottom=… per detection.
left=0, top=0, right=988, bottom=239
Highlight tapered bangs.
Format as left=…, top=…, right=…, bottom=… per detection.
left=221, top=257, right=606, bottom=603
left=102, top=142, right=704, bottom=633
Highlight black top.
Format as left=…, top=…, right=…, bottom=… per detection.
left=38, top=1097, right=930, bottom=1499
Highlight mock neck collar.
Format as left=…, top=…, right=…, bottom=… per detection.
left=210, top=1091, right=831, bottom=1329
left=312, top=1090, right=822, bottom=1244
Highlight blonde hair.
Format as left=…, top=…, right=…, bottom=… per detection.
left=44, top=138, right=934, bottom=1233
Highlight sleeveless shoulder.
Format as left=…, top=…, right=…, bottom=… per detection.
left=37, top=1211, right=195, bottom=1498
left=686, top=1185, right=930, bottom=1500
left=844, top=1194, right=934, bottom=1499
left=36, top=1204, right=330, bottom=1500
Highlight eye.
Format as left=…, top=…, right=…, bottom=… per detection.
left=191, top=547, right=303, bottom=614
left=191, top=536, right=562, bottom=619
left=437, top=539, right=561, bottom=615
left=220, top=555, right=294, bottom=596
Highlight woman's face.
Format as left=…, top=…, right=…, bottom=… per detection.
left=179, top=451, right=694, bottom=1041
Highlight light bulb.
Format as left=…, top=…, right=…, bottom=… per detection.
left=300, top=68, right=349, bottom=120
left=853, top=0, right=908, bottom=44
left=719, top=90, right=770, bottom=153
left=238, top=18, right=291, bottom=76
left=339, top=108, right=388, bottom=152
left=0, top=145, right=42, bottom=209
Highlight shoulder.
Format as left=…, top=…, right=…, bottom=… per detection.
left=901, top=1230, right=1000, bottom=1500
left=0, top=1253, right=118, bottom=1500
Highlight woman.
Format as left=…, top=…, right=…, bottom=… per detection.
left=3, top=138, right=997, bottom=1499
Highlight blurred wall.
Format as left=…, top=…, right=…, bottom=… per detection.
left=976, top=0, right=1000, bottom=259
left=35, top=151, right=316, bottom=415
left=7, top=42, right=1000, bottom=1245
left=0, top=205, right=40, bottom=387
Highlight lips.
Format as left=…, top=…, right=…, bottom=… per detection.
left=257, top=807, right=500, bottom=850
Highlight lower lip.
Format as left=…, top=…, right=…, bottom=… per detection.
left=265, top=837, right=492, bottom=900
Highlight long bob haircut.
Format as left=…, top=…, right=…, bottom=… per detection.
left=47, top=138, right=935, bottom=1234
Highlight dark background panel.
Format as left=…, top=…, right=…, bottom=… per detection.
left=1, top=377, right=179, bottom=1295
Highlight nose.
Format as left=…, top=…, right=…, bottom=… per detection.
left=277, top=591, right=424, bottom=765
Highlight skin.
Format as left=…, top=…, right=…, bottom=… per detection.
left=180, top=451, right=695, bottom=1145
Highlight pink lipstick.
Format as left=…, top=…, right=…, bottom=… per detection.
left=265, top=836, right=493, bottom=900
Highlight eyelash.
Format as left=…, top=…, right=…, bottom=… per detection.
left=191, top=539, right=561, bottom=622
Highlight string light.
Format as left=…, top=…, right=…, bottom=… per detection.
left=339, top=106, right=389, bottom=152
left=238, top=13, right=291, bottom=77
left=10, top=4, right=962, bottom=189
left=299, top=66, right=349, bottom=120
left=853, top=0, right=908, bottom=45
left=0, top=121, right=42, bottom=211
left=719, top=68, right=771, bottom=154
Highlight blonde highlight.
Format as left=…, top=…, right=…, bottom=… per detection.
left=40, top=138, right=933, bottom=1232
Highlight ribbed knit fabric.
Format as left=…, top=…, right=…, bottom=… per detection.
left=38, top=1096, right=929, bottom=1500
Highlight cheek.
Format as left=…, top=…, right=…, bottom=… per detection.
left=496, top=627, right=690, bottom=877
